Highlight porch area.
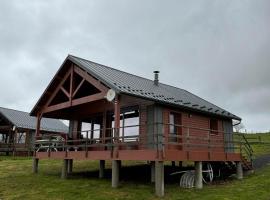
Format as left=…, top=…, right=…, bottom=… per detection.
left=34, top=123, right=242, bottom=162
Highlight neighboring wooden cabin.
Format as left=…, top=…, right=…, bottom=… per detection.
left=0, top=107, right=68, bottom=156
left=30, top=55, right=249, bottom=196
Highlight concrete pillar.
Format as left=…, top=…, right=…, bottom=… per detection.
left=236, top=162, right=243, bottom=180
left=155, top=161, right=164, bottom=197
left=151, top=161, right=155, bottom=183
left=99, top=160, right=105, bottom=178
left=67, top=159, right=73, bottom=174
left=32, top=158, right=39, bottom=174
left=112, top=160, right=120, bottom=188
left=179, top=161, right=182, bottom=168
left=194, top=161, right=203, bottom=189
left=61, top=159, right=68, bottom=179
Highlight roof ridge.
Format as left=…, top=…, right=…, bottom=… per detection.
left=69, top=54, right=163, bottom=84
left=69, top=55, right=205, bottom=94
left=0, top=106, right=29, bottom=114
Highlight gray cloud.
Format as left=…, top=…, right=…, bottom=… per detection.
left=0, top=0, right=269, bottom=131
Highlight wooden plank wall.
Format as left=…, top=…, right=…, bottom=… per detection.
left=163, top=108, right=225, bottom=152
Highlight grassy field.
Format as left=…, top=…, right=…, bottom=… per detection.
left=234, top=132, right=270, bottom=157
left=245, top=133, right=270, bottom=157
left=0, top=157, right=270, bottom=200
left=0, top=133, right=270, bottom=200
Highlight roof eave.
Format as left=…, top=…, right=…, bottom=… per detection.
left=30, top=55, right=72, bottom=116
left=119, top=91, right=241, bottom=120
left=30, top=55, right=120, bottom=116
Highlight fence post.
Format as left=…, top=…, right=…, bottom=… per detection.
left=86, top=131, right=89, bottom=158
left=48, top=137, right=51, bottom=157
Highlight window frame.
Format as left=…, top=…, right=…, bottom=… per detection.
left=210, top=118, right=219, bottom=135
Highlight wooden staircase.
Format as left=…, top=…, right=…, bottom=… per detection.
left=239, top=134, right=254, bottom=171
left=241, top=155, right=253, bottom=170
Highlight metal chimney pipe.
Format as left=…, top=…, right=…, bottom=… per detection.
left=154, top=71, right=159, bottom=86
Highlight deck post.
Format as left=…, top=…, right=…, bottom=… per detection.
left=61, top=159, right=68, bottom=179
left=112, top=160, right=120, bottom=188
left=151, top=161, right=155, bottom=183
left=113, top=96, right=120, bottom=158
left=99, top=160, right=105, bottom=178
left=67, top=159, right=73, bottom=174
left=179, top=161, right=182, bottom=168
left=155, top=161, right=164, bottom=197
left=236, top=162, right=243, bottom=180
left=32, top=158, right=39, bottom=173
left=194, top=161, right=203, bottom=189
left=35, top=113, right=41, bottom=137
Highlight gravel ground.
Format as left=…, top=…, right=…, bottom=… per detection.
left=253, top=154, right=270, bottom=169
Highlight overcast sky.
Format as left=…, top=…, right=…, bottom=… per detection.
left=0, top=0, right=269, bottom=132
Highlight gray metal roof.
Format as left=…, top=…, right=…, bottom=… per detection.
left=0, top=107, right=68, bottom=133
left=68, top=55, right=241, bottom=120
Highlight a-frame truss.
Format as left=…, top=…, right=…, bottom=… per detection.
left=42, top=64, right=109, bottom=114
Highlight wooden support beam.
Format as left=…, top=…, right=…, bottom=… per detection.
left=74, top=66, right=109, bottom=92
left=71, top=92, right=107, bottom=107
left=43, top=101, right=70, bottom=113
left=113, top=96, right=120, bottom=158
left=102, top=111, right=107, bottom=144
left=72, top=78, right=85, bottom=98
left=35, top=114, right=41, bottom=137
left=43, top=68, right=72, bottom=111
left=60, top=86, right=70, bottom=98
left=69, top=64, right=74, bottom=105
left=0, top=125, right=11, bottom=130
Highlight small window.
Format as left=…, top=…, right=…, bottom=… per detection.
left=210, top=119, right=218, bottom=135
left=169, top=112, right=181, bottom=142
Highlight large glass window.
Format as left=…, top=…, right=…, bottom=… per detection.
left=112, top=107, right=140, bottom=142
left=81, top=119, right=102, bottom=141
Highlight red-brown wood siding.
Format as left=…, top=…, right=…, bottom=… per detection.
left=163, top=108, right=225, bottom=152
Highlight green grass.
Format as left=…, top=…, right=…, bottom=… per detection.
left=234, top=133, right=270, bottom=157
left=0, top=157, right=270, bottom=200
left=244, top=133, right=270, bottom=157
left=0, top=132, right=270, bottom=200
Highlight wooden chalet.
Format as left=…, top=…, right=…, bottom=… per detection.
left=0, top=107, right=68, bottom=156
left=30, top=55, right=252, bottom=196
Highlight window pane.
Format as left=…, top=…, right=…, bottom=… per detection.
left=124, top=117, right=139, bottom=137
left=169, top=114, right=175, bottom=134
left=93, top=124, right=100, bottom=139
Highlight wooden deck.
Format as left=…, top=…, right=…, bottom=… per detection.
left=33, top=123, right=244, bottom=162
left=35, top=149, right=241, bottom=161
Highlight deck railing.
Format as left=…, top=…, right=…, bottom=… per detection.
left=0, top=143, right=33, bottom=155
left=34, top=123, right=247, bottom=156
